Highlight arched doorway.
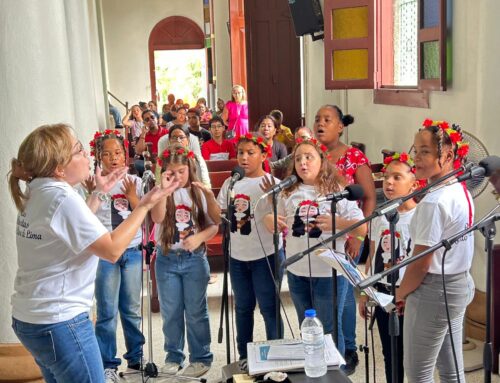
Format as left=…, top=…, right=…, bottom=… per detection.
left=148, top=16, right=205, bottom=104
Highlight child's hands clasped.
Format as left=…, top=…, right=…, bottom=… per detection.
left=182, top=233, right=203, bottom=252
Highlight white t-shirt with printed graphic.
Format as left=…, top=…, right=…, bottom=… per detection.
left=217, top=175, right=283, bottom=261
left=410, top=182, right=474, bottom=274
left=278, top=184, right=364, bottom=278
left=156, top=187, right=215, bottom=251
left=369, top=208, right=415, bottom=286
left=95, top=175, right=143, bottom=249
left=12, top=178, right=108, bottom=324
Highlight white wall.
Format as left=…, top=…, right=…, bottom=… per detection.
left=304, top=0, right=500, bottom=291
left=0, top=0, right=106, bottom=342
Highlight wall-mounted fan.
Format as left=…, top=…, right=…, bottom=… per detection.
left=461, top=131, right=490, bottom=199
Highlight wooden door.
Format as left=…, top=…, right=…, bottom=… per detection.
left=244, top=0, right=301, bottom=131
left=229, top=0, right=247, bottom=90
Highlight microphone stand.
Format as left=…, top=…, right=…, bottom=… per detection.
left=356, top=207, right=500, bottom=383
left=330, top=199, right=339, bottom=348
left=282, top=165, right=465, bottom=269
left=218, top=188, right=235, bottom=364
left=271, top=191, right=283, bottom=338
left=385, top=209, right=400, bottom=383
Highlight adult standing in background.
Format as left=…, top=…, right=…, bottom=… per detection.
left=222, top=85, right=249, bottom=140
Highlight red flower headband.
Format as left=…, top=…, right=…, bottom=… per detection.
left=158, top=147, right=195, bottom=165
left=89, top=129, right=128, bottom=157
left=299, top=200, right=319, bottom=207
left=422, top=119, right=469, bottom=169
left=381, top=229, right=401, bottom=238
left=382, top=152, right=415, bottom=173
left=234, top=194, right=250, bottom=201
left=294, top=136, right=330, bottom=160
left=236, top=133, right=272, bottom=158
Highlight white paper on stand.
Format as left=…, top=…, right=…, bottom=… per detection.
left=314, top=249, right=395, bottom=312
left=247, top=334, right=344, bottom=376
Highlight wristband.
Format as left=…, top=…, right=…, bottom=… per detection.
left=356, top=235, right=365, bottom=242
left=92, top=190, right=111, bottom=202
left=360, top=291, right=367, bottom=296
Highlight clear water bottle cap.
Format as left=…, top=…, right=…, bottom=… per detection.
left=305, top=309, right=316, bottom=317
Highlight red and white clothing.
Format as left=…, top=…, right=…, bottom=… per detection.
left=335, top=146, right=370, bottom=185
left=144, top=127, right=168, bottom=156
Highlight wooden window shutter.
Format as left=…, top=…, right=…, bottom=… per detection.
left=324, top=0, right=374, bottom=89
left=417, top=0, right=449, bottom=91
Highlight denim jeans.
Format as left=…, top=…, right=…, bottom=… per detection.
left=229, top=249, right=285, bottom=359
left=342, top=248, right=363, bottom=353
left=12, top=312, right=104, bottom=383
left=287, top=272, right=348, bottom=356
left=95, top=247, right=145, bottom=369
left=155, top=247, right=213, bottom=366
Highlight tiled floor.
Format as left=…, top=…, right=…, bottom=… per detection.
left=110, top=270, right=497, bottom=383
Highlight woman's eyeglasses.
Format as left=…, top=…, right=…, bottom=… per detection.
left=71, top=141, right=85, bottom=156
left=170, top=135, right=187, bottom=142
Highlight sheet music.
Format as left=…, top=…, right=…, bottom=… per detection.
left=314, top=249, right=395, bottom=312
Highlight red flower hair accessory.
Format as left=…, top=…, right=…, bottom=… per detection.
left=421, top=119, right=469, bottom=167
left=294, top=137, right=328, bottom=155
left=382, top=152, right=415, bottom=173
left=160, top=147, right=195, bottom=160
left=237, top=133, right=270, bottom=156
left=89, top=129, right=124, bottom=157
left=381, top=229, right=401, bottom=238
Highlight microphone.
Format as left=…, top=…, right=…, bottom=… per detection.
left=142, top=169, right=155, bottom=183
left=316, top=184, right=365, bottom=203
left=259, top=175, right=298, bottom=200
left=456, top=155, right=500, bottom=183
left=229, top=166, right=245, bottom=189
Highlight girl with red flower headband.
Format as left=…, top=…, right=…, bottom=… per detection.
left=216, top=132, right=285, bottom=361
left=313, top=104, right=376, bottom=370
left=359, top=153, right=419, bottom=383
left=396, top=119, right=474, bottom=382
left=263, top=137, right=366, bottom=358
left=151, top=143, right=220, bottom=376
left=86, top=130, right=147, bottom=379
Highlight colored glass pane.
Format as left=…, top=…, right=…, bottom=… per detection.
left=332, top=7, right=368, bottom=39
left=422, top=0, right=439, bottom=28
left=422, top=41, right=439, bottom=79
left=333, top=49, right=368, bottom=80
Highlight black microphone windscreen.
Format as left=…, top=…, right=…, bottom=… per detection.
left=231, top=166, right=246, bottom=179
left=479, top=155, right=500, bottom=177
left=346, top=184, right=364, bottom=201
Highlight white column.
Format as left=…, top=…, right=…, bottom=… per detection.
left=0, top=0, right=106, bottom=343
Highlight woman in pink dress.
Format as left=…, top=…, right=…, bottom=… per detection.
left=222, top=85, right=249, bottom=139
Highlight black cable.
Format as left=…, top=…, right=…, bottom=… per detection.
left=441, top=248, right=461, bottom=383
left=252, top=213, right=295, bottom=338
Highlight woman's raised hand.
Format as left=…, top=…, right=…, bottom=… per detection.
left=94, top=166, right=127, bottom=194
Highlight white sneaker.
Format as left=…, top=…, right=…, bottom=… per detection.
left=183, top=362, right=210, bottom=377
left=104, top=368, right=119, bottom=383
left=160, top=362, right=181, bottom=375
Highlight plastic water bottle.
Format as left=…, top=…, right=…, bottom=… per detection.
left=301, top=309, right=327, bottom=377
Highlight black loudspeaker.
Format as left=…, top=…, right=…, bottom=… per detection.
left=288, top=0, right=324, bottom=37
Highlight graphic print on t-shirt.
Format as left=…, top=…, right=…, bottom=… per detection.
left=111, top=194, right=131, bottom=228
left=292, top=200, right=322, bottom=238
left=174, top=204, right=195, bottom=243
left=231, top=194, right=251, bottom=235
left=374, top=229, right=410, bottom=285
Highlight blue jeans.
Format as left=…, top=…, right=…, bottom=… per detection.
left=95, top=247, right=145, bottom=369
left=230, top=250, right=285, bottom=359
left=12, top=312, right=104, bottom=383
left=343, top=248, right=363, bottom=353
left=287, top=272, right=348, bottom=356
left=155, top=247, right=213, bottom=366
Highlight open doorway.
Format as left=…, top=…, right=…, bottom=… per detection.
left=154, top=49, right=207, bottom=107
left=148, top=16, right=205, bottom=106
